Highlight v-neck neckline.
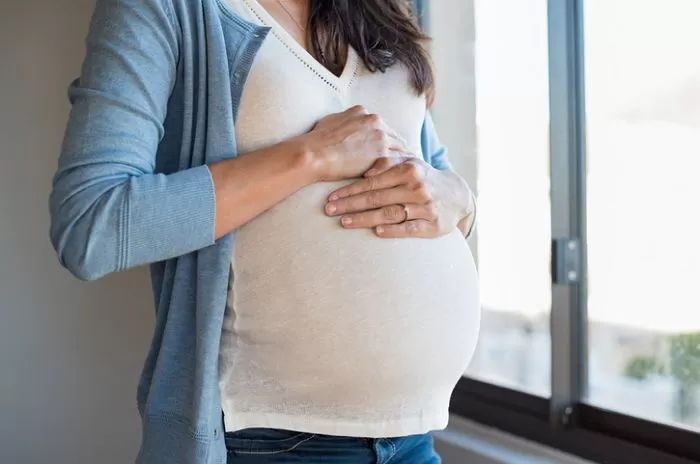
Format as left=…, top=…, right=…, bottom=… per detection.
left=242, top=0, right=359, bottom=92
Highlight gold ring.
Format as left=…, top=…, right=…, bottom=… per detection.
left=399, top=203, right=409, bottom=223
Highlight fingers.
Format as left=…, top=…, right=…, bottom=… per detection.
left=338, top=202, right=439, bottom=229
left=358, top=114, right=408, bottom=154
left=328, top=162, right=408, bottom=201
left=329, top=159, right=427, bottom=201
left=379, top=122, right=408, bottom=150
left=315, top=104, right=364, bottom=128
left=325, top=183, right=432, bottom=216
left=338, top=204, right=408, bottom=228
left=368, top=157, right=426, bottom=180
left=346, top=104, right=369, bottom=115
left=350, top=106, right=412, bottom=154
left=344, top=105, right=407, bottom=146
left=363, top=156, right=408, bottom=178
left=375, top=219, right=438, bottom=238
left=358, top=110, right=407, bottom=148
left=313, top=104, right=420, bottom=181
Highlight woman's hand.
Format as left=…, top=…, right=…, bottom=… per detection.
left=296, top=105, right=414, bottom=182
left=323, top=156, right=475, bottom=238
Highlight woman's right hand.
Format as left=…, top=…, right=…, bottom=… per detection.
left=297, top=105, right=412, bottom=182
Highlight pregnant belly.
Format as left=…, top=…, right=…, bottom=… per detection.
left=229, top=180, right=481, bottom=405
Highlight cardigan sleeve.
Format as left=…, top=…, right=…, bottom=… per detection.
left=48, top=0, right=217, bottom=281
left=420, top=110, right=477, bottom=239
left=421, top=110, right=453, bottom=171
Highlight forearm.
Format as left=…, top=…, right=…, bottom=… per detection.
left=210, top=137, right=317, bottom=239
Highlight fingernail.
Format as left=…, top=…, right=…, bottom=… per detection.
left=325, top=203, right=336, bottom=214
left=329, top=193, right=339, bottom=201
left=365, top=169, right=378, bottom=177
left=376, top=226, right=384, bottom=234
left=341, top=216, right=352, bottom=225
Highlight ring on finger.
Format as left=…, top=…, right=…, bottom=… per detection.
left=398, top=203, right=409, bottom=223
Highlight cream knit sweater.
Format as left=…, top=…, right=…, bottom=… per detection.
left=218, top=0, right=481, bottom=438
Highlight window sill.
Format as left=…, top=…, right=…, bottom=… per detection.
left=433, top=414, right=595, bottom=464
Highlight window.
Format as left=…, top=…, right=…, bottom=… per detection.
left=584, top=0, right=700, bottom=432
left=426, top=0, right=552, bottom=397
left=419, top=0, right=700, bottom=460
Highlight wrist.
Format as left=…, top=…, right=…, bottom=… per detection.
left=285, top=135, right=323, bottom=184
left=461, top=188, right=477, bottom=238
left=442, top=169, right=473, bottom=218
left=462, top=191, right=477, bottom=238
left=442, top=169, right=476, bottom=237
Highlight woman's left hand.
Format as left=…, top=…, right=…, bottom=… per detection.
left=323, top=156, right=475, bottom=238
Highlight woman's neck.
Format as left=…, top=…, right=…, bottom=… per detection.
left=258, top=0, right=310, bottom=51
left=256, top=0, right=348, bottom=77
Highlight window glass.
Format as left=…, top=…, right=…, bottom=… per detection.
left=428, top=0, right=552, bottom=395
left=584, top=0, right=700, bottom=430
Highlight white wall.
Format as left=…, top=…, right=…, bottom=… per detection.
left=0, top=2, right=153, bottom=463
left=427, top=0, right=477, bottom=196
left=426, top=0, right=479, bottom=257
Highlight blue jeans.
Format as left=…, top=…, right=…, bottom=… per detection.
left=224, top=427, right=442, bottom=463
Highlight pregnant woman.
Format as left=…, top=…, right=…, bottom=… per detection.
left=49, top=0, right=479, bottom=463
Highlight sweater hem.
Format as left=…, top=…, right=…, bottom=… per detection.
left=222, top=408, right=449, bottom=438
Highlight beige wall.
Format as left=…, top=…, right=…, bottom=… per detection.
left=0, top=2, right=153, bottom=463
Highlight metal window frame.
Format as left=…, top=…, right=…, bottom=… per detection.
left=451, top=378, right=700, bottom=464
left=417, top=0, right=700, bottom=462
left=547, top=0, right=588, bottom=430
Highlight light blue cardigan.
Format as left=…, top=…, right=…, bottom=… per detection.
left=48, top=0, right=454, bottom=462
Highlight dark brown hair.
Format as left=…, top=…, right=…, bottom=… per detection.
left=307, top=0, right=436, bottom=107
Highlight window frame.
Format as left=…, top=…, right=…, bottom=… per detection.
left=417, top=0, right=700, bottom=462
left=452, top=378, right=700, bottom=463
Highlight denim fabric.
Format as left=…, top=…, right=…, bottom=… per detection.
left=224, top=428, right=441, bottom=464
left=48, top=0, right=455, bottom=463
